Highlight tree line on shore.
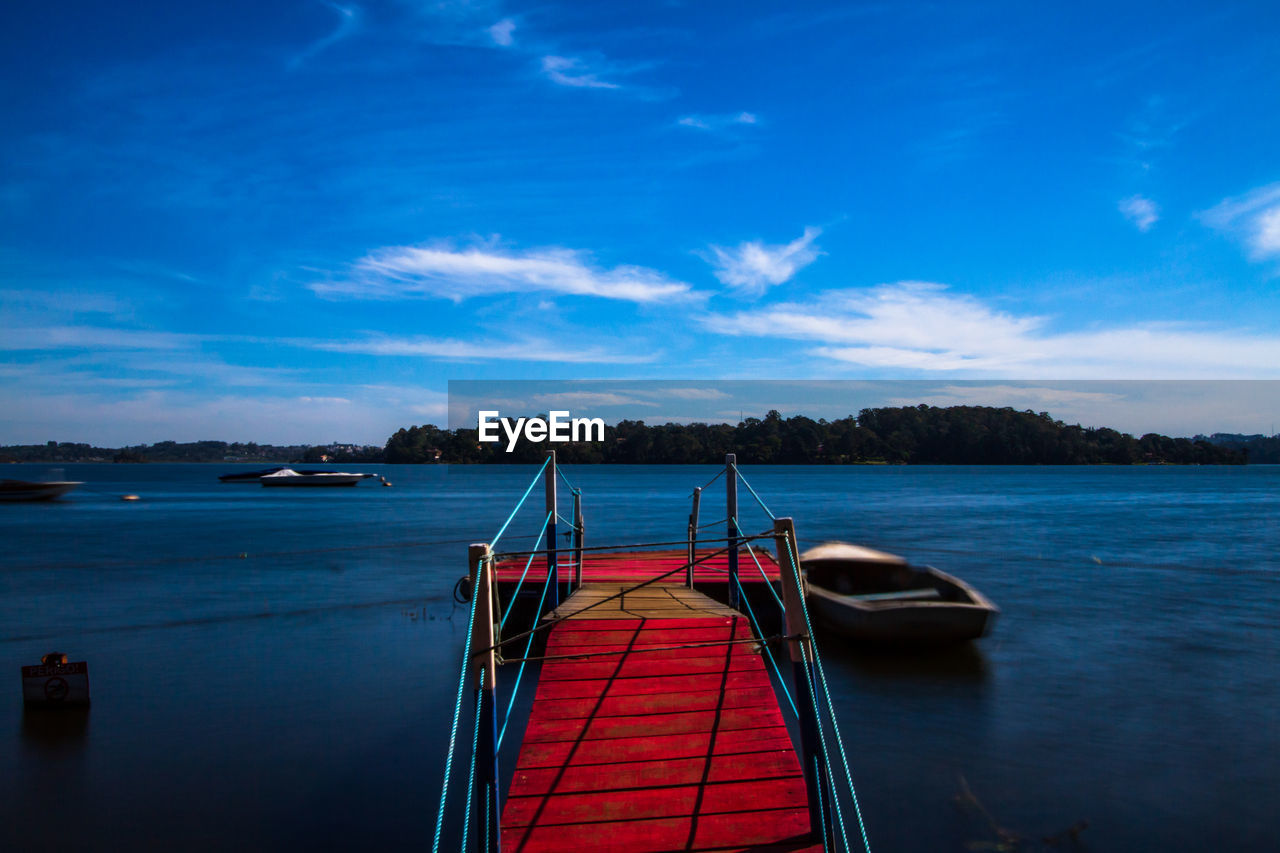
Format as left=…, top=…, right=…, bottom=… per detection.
left=384, top=406, right=1248, bottom=465
left=4, top=406, right=1264, bottom=465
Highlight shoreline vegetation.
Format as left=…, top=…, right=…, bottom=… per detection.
left=3, top=406, right=1273, bottom=465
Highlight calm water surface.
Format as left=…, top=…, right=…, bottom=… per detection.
left=1, top=464, right=1276, bottom=851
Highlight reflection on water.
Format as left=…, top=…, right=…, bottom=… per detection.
left=20, top=708, right=90, bottom=756
left=822, top=639, right=990, bottom=683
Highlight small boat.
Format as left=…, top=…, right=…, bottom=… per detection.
left=800, top=542, right=998, bottom=644
left=217, top=466, right=291, bottom=483
left=259, top=468, right=376, bottom=487
left=0, top=479, right=83, bottom=502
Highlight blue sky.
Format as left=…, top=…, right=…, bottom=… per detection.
left=3, top=1, right=1279, bottom=444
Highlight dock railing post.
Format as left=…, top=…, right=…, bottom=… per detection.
left=545, top=451, right=559, bottom=610
left=687, top=486, right=701, bottom=588
left=572, top=488, right=583, bottom=591
left=726, top=454, right=739, bottom=609
left=468, top=543, right=502, bottom=853
left=774, top=517, right=832, bottom=849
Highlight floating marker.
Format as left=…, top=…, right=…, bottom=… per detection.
left=121, top=494, right=140, bottom=501
left=22, top=652, right=91, bottom=707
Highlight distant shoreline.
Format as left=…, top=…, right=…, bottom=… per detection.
left=7, top=405, right=1277, bottom=465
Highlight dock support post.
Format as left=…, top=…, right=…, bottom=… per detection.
left=726, top=454, right=739, bottom=609
left=687, top=486, right=701, bottom=588
left=469, top=543, right=502, bottom=853
left=572, top=488, right=583, bottom=591
left=545, top=451, right=559, bottom=610
left=774, top=517, right=832, bottom=849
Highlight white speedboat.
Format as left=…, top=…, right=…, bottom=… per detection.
left=800, top=542, right=999, bottom=644
left=259, top=469, right=375, bottom=487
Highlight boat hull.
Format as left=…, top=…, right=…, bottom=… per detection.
left=0, top=481, right=82, bottom=502
left=259, top=470, right=371, bottom=487
left=808, top=580, right=997, bottom=643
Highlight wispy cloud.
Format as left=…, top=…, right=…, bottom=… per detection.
left=702, top=281, right=1280, bottom=377
left=677, top=112, right=758, bottom=131
left=307, top=334, right=656, bottom=364
left=289, top=2, right=361, bottom=70
left=488, top=17, right=516, bottom=47
left=704, top=227, right=822, bottom=296
left=2, top=325, right=204, bottom=351
left=541, top=55, right=620, bottom=89
left=1119, top=195, right=1159, bottom=232
left=1201, top=182, right=1280, bottom=260
left=311, top=242, right=698, bottom=303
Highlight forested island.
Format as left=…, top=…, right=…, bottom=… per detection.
left=4, top=406, right=1268, bottom=465
left=384, top=406, right=1251, bottom=465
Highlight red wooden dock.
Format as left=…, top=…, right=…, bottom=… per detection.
left=495, top=547, right=783, bottom=586
left=499, top=551, right=820, bottom=853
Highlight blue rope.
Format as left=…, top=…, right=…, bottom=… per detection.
left=432, top=581, right=481, bottom=853
left=698, top=465, right=726, bottom=491
left=784, top=536, right=872, bottom=853
left=500, top=510, right=553, bottom=630
left=733, top=465, right=777, bottom=521
left=490, top=457, right=550, bottom=550
left=802, top=639, right=852, bottom=852
left=556, top=464, right=577, bottom=493
left=555, top=511, right=581, bottom=532
left=498, top=567, right=554, bottom=747
left=461, top=668, right=483, bottom=853
left=737, top=530, right=784, bottom=611
left=733, top=576, right=798, bottom=718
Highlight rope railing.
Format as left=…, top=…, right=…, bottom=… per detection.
left=490, top=531, right=772, bottom=562
left=497, top=567, right=554, bottom=748
left=431, top=567, right=481, bottom=853
left=556, top=464, right=577, bottom=494
left=782, top=533, right=873, bottom=853
left=732, top=574, right=798, bottom=718
left=499, top=510, right=553, bottom=630
left=696, top=464, right=726, bottom=492
left=740, top=536, right=785, bottom=611
left=490, top=457, right=551, bottom=550
left=733, top=464, right=777, bottom=521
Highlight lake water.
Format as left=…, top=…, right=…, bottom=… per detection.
left=1, top=463, right=1276, bottom=851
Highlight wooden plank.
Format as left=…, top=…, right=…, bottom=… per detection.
left=502, top=609, right=817, bottom=852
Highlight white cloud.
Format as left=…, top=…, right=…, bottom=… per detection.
left=541, top=56, right=619, bottom=89
left=487, top=18, right=515, bottom=46
left=311, top=242, right=696, bottom=303
left=289, top=2, right=360, bottom=70
left=702, top=281, right=1280, bottom=378
left=1119, top=195, right=1159, bottom=231
left=2, top=325, right=203, bottom=350
left=705, top=226, right=822, bottom=295
left=530, top=391, right=658, bottom=407
left=677, top=112, right=758, bottom=131
left=1200, top=181, right=1280, bottom=260
left=307, top=334, right=655, bottom=364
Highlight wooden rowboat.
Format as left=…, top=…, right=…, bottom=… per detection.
left=800, top=542, right=998, bottom=644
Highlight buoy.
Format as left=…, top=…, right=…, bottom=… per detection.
left=121, top=494, right=140, bottom=501
left=22, top=652, right=91, bottom=707
left=381, top=478, right=392, bottom=487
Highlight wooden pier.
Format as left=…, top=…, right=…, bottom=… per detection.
left=439, top=453, right=864, bottom=853
left=502, top=553, right=820, bottom=852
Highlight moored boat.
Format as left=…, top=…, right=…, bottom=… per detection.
left=259, top=468, right=375, bottom=487
left=0, top=479, right=83, bottom=502
left=800, top=542, right=998, bottom=644
left=217, top=466, right=291, bottom=482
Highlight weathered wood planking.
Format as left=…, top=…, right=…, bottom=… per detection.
left=501, top=550, right=820, bottom=853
